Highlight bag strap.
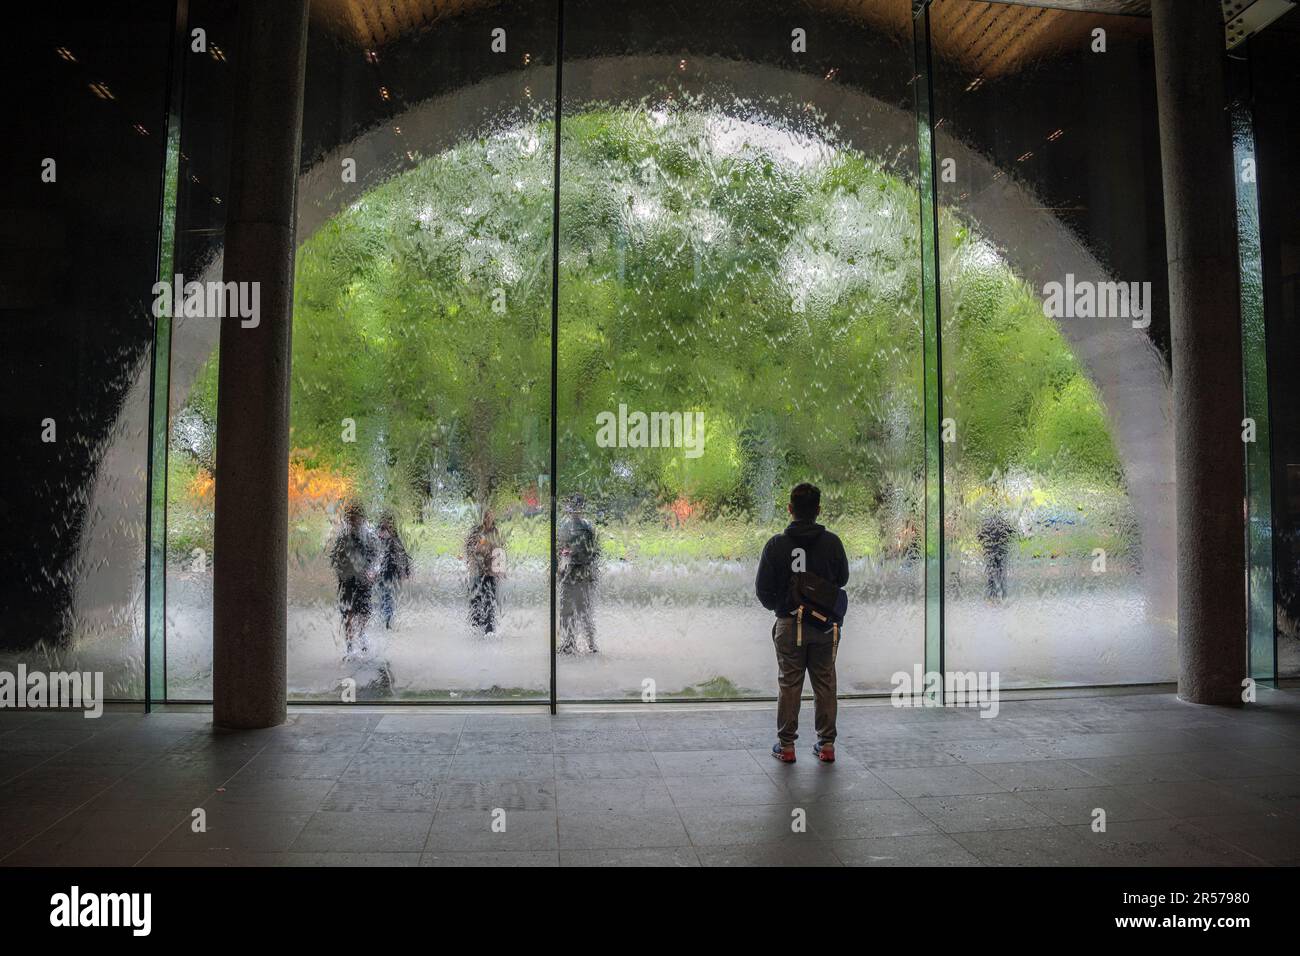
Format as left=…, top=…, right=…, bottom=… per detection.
left=788, top=527, right=829, bottom=652
left=796, top=608, right=841, bottom=655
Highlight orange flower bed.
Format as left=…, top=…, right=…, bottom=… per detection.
left=665, top=495, right=694, bottom=526
left=186, top=470, right=215, bottom=502
left=184, top=459, right=353, bottom=514
left=288, top=459, right=352, bottom=513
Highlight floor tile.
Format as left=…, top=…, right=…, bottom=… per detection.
left=420, top=850, right=559, bottom=867
left=695, top=840, right=842, bottom=866
left=804, top=799, right=939, bottom=839
left=874, top=765, right=1007, bottom=798
left=1072, top=818, right=1263, bottom=866
left=363, top=732, right=461, bottom=754
left=557, top=809, right=691, bottom=849
left=343, top=753, right=452, bottom=782
left=455, top=731, right=555, bottom=754
left=831, top=833, right=983, bottom=866
left=678, top=804, right=811, bottom=846
left=1117, top=780, right=1277, bottom=818
left=206, top=776, right=331, bottom=812
left=553, top=730, right=648, bottom=753
left=292, top=811, right=434, bottom=852
left=425, top=809, right=557, bottom=852
left=909, top=792, right=1057, bottom=833
left=560, top=846, right=699, bottom=866
left=555, top=777, right=674, bottom=811
left=159, top=808, right=313, bottom=853
left=449, top=753, right=555, bottom=781
left=321, top=779, right=441, bottom=812
left=951, top=826, right=1105, bottom=866
left=655, top=750, right=764, bottom=776
left=1016, top=786, right=1170, bottom=825
left=437, top=780, right=554, bottom=811
left=970, top=760, right=1103, bottom=792
left=555, top=752, right=659, bottom=779
left=3, top=808, right=187, bottom=866
left=1181, top=813, right=1300, bottom=864
left=663, top=774, right=790, bottom=808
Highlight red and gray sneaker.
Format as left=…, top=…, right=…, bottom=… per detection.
left=813, top=742, right=835, bottom=763
left=771, top=743, right=796, bottom=763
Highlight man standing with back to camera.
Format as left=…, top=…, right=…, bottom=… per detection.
left=755, top=483, right=849, bottom=763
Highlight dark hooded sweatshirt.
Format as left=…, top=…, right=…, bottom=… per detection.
left=755, top=520, right=850, bottom=618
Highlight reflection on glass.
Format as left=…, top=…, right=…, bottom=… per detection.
left=284, top=118, right=555, bottom=701
left=1250, top=27, right=1300, bottom=680
left=1233, top=101, right=1276, bottom=683
left=1, top=10, right=175, bottom=700
left=167, top=6, right=558, bottom=700
left=556, top=0, right=925, bottom=700
left=165, top=0, right=238, bottom=701
left=284, top=6, right=557, bottom=701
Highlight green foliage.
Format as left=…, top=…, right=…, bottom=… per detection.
left=164, top=455, right=212, bottom=559
left=178, top=107, right=1128, bottom=538
left=552, top=109, right=926, bottom=518
left=940, top=228, right=1119, bottom=485
left=290, top=126, right=555, bottom=510
left=1025, top=374, right=1123, bottom=481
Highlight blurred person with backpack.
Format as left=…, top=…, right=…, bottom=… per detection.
left=755, top=483, right=849, bottom=763
left=329, top=500, right=381, bottom=658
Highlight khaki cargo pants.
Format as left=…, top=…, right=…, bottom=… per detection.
left=772, top=616, right=837, bottom=748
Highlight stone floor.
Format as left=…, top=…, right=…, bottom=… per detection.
left=1, top=689, right=1299, bottom=866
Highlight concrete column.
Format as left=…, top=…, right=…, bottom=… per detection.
left=212, top=0, right=311, bottom=728
left=1151, top=0, right=1246, bottom=705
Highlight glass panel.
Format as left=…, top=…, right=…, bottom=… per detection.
left=1231, top=99, right=1275, bottom=685
left=0, top=3, right=176, bottom=699
left=165, top=0, right=239, bottom=701
left=556, top=0, right=923, bottom=700
left=931, top=1, right=1175, bottom=687
left=913, top=3, right=944, bottom=687
left=282, top=1, right=557, bottom=700
left=168, top=1, right=559, bottom=702
left=1247, top=16, right=1300, bottom=681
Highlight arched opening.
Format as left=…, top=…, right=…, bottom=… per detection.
left=153, top=1, right=1175, bottom=701
left=164, top=94, right=1163, bottom=700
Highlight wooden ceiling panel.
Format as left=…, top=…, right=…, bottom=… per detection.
left=311, top=0, right=1148, bottom=77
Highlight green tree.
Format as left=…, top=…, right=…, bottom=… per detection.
left=176, top=107, right=1126, bottom=541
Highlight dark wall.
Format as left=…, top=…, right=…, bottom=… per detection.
left=931, top=11, right=1171, bottom=367
left=0, top=0, right=173, bottom=650
left=295, top=0, right=912, bottom=171
left=172, top=0, right=238, bottom=282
